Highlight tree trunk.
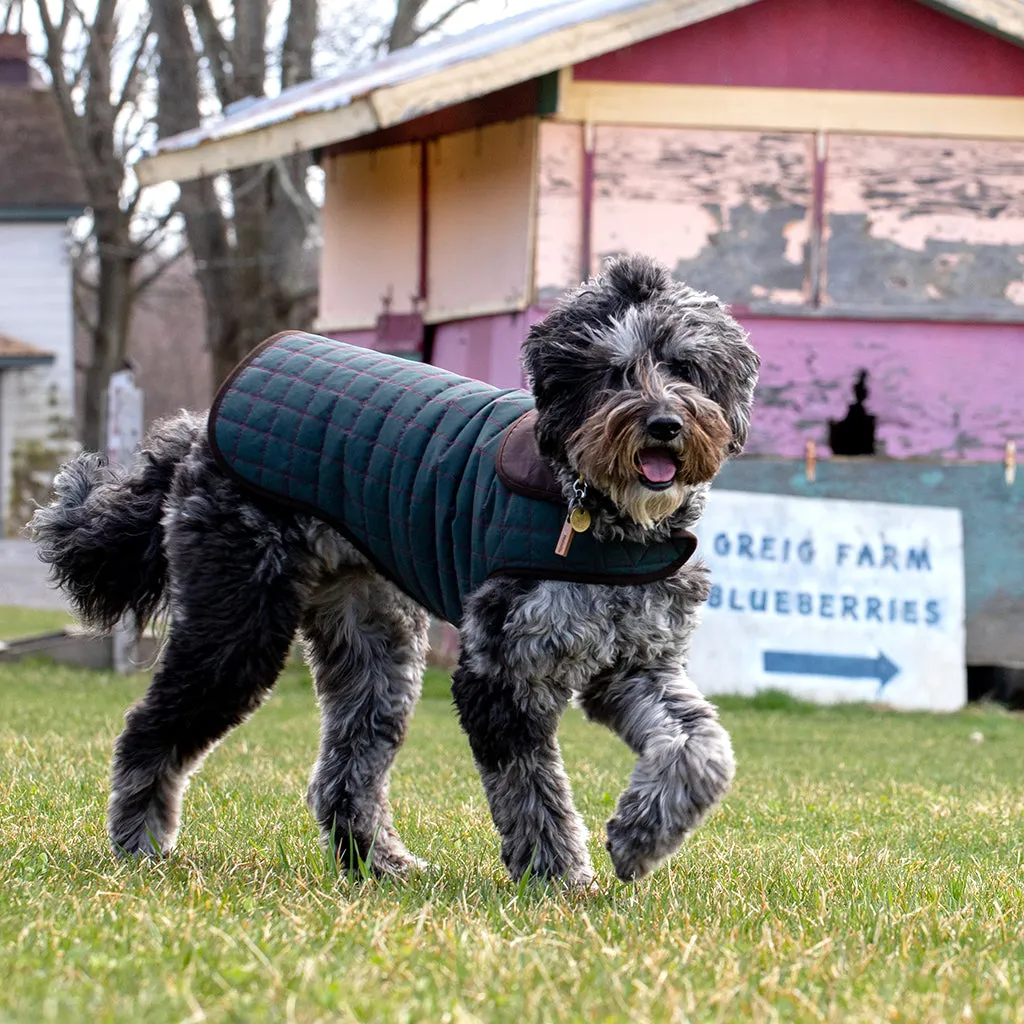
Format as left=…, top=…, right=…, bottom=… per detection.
left=152, top=0, right=320, bottom=390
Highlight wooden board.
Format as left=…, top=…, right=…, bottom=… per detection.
left=573, top=0, right=1024, bottom=96
left=534, top=121, right=584, bottom=305
left=558, top=80, right=1024, bottom=142
left=822, top=135, right=1024, bottom=317
left=591, top=126, right=814, bottom=309
left=426, top=119, right=537, bottom=320
left=318, top=145, right=421, bottom=331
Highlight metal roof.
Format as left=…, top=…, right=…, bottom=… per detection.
left=135, top=0, right=1024, bottom=186
left=150, top=0, right=655, bottom=156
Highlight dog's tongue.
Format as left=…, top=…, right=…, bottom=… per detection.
left=639, top=449, right=678, bottom=483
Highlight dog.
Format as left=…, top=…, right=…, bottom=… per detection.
left=31, top=254, right=759, bottom=886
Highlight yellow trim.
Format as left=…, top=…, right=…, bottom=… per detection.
left=136, top=102, right=379, bottom=186
left=558, top=80, right=1024, bottom=141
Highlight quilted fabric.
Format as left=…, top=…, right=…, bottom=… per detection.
left=208, top=332, right=697, bottom=626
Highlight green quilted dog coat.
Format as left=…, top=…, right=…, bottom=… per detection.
left=208, top=332, right=697, bottom=626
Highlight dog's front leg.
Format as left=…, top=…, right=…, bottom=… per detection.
left=452, top=654, right=593, bottom=887
left=580, top=662, right=735, bottom=882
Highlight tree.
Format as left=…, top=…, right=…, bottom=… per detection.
left=32, top=0, right=185, bottom=451
left=150, top=0, right=485, bottom=388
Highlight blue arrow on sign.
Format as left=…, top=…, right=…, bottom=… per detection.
left=763, top=650, right=900, bottom=687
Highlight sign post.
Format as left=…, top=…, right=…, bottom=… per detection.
left=105, top=369, right=145, bottom=674
left=688, top=491, right=966, bottom=711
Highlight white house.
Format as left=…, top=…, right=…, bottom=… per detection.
left=0, top=32, right=85, bottom=536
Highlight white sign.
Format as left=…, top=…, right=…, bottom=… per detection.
left=105, top=369, right=144, bottom=471
left=688, top=491, right=966, bottom=711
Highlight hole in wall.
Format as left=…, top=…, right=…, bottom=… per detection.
left=967, top=664, right=1024, bottom=709
left=828, top=369, right=877, bottom=456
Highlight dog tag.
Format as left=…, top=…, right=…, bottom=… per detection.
left=569, top=507, right=591, bottom=533
left=555, top=517, right=575, bottom=557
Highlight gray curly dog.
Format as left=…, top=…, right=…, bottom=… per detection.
left=31, top=254, right=759, bottom=887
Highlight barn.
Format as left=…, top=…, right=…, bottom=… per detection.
left=138, top=0, right=1024, bottom=671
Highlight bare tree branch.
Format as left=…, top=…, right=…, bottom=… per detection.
left=189, top=0, right=236, bottom=108
left=130, top=244, right=191, bottom=298
left=114, top=16, right=154, bottom=115
left=34, top=0, right=90, bottom=176
left=387, top=0, right=425, bottom=51
left=272, top=158, right=318, bottom=228
left=134, top=201, right=182, bottom=250
left=1, top=0, right=22, bottom=33
left=413, top=0, right=481, bottom=42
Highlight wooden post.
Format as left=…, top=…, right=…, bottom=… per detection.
left=105, top=369, right=144, bottom=674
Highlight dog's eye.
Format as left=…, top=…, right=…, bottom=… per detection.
left=668, top=360, right=699, bottom=386
left=605, top=366, right=626, bottom=390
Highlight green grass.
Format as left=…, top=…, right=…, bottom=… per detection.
left=0, top=605, right=73, bottom=642
left=1, top=658, right=1022, bottom=1023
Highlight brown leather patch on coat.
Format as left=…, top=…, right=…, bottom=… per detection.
left=495, top=411, right=563, bottom=503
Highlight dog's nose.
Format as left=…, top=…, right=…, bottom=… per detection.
left=647, top=416, right=683, bottom=441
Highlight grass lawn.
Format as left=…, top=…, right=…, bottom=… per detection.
left=0, top=605, right=73, bottom=642
left=1, top=655, right=1022, bottom=1023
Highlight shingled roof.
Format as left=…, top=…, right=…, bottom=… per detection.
left=0, top=83, right=88, bottom=216
left=0, top=333, right=55, bottom=369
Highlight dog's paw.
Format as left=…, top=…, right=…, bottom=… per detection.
left=604, top=810, right=664, bottom=882
left=605, top=723, right=736, bottom=882
left=371, top=849, right=432, bottom=879
left=108, top=819, right=174, bottom=859
left=108, top=792, right=179, bottom=859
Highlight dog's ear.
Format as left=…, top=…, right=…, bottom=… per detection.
left=719, top=341, right=760, bottom=456
left=523, top=254, right=669, bottom=398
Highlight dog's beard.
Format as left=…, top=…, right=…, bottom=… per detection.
left=567, top=366, right=732, bottom=530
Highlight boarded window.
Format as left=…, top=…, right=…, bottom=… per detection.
left=318, top=145, right=422, bottom=331
left=591, top=126, right=814, bottom=310
left=534, top=121, right=585, bottom=304
left=427, top=119, right=536, bottom=321
left=823, top=136, right=1024, bottom=318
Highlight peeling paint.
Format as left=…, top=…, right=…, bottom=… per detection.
left=534, top=121, right=584, bottom=302
left=592, top=127, right=813, bottom=308
left=825, top=136, right=1024, bottom=313
left=742, top=317, right=1024, bottom=461
left=782, top=218, right=810, bottom=265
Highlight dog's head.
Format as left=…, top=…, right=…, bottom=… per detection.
left=523, top=255, right=759, bottom=531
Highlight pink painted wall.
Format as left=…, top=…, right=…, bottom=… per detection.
left=574, top=0, right=1024, bottom=96
left=327, top=315, right=1024, bottom=462
left=743, top=317, right=1024, bottom=460
left=430, top=309, right=542, bottom=389
left=326, top=311, right=539, bottom=390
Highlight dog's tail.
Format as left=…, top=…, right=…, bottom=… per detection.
left=30, top=413, right=203, bottom=632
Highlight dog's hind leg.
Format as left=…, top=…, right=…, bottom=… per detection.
left=579, top=662, right=735, bottom=882
left=108, top=477, right=310, bottom=857
left=301, top=573, right=429, bottom=878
